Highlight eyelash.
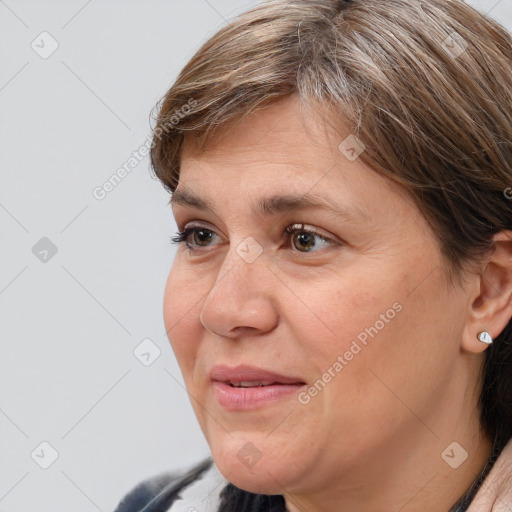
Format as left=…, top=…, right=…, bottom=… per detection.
left=169, top=223, right=338, bottom=254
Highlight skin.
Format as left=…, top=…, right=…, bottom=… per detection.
left=163, top=94, right=512, bottom=512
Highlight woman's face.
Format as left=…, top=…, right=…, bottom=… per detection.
left=164, top=95, right=475, bottom=496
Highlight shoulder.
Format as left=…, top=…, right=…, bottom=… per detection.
left=468, top=437, right=512, bottom=512
left=113, top=458, right=213, bottom=512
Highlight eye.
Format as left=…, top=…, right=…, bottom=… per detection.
left=170, top=225, right=221, bottom=250
left=284, top=223, right=336, bottom=253
left=170, top=222, right=338, bottom=254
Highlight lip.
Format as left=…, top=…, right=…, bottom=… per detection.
left=210, top=364, right=306, bottom=411
left=210, top=364, right=305, bottom=385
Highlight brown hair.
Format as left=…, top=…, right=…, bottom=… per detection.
left=149, top=0, right=512, bottom=447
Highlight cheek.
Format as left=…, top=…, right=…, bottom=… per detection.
left=163, top=264, right=205, bottom=375
left=313, top=265, right=463, bottom=426
left=273, top=269, right=412, bottom=457
left=285, top=269, right=394, bottom=367
left=287, top=262, right=456, bottom=406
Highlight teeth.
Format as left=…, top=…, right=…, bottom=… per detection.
left=229, top=380, right=275, bottom=388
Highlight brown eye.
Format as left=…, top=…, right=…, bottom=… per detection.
left=192, top=228, right=215, bottom=246
left=291, top=231, right=317, bottom=252
left=285, top=224, right=334, bottom=253
left=170, top=226, right=221, bottom=251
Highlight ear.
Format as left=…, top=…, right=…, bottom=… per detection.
left=462, top=230, right=512, bottom=354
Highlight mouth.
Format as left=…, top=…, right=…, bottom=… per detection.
left=210, top=364, right=306, bottom=411
left=210, top=364, right=305, bottom=384
left=225, top=380, right=285, bottom=388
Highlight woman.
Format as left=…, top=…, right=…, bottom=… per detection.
left=114, top=0, right=512, bottom=510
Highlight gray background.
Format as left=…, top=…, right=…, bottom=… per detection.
left=1, top=1, right=510, bottom=510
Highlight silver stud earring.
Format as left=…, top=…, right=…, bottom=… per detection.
left=477, top=331, right=493, bottom=344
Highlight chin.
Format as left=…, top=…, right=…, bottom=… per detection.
left=209, top=435, right=301, bottom=495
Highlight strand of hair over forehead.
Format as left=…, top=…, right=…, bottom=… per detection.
left=262, top=0, right=353, bottom=13
left=336, top=0, right=352, bottom=13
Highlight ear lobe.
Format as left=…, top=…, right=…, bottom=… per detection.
left=461, top=230, right=512, bottom=355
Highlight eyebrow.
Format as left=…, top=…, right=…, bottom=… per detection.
left=170, top=188, right=368, bottom=223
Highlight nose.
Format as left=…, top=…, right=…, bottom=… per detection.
left=199, top=248, right=279, bottom=339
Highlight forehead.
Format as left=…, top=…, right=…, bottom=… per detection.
left=180, top=95, right=338, bottom=165
left=180, top=97, right=354, bottom=191
left=177, top=94, right=416, bottom=226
